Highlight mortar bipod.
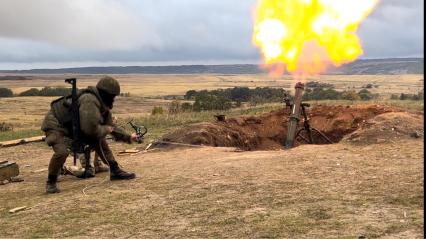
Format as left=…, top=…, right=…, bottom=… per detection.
left=295, top=103, right=333, bottom=144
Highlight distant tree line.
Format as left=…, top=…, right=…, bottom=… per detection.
left=302, top=81, right=378, bottom=101
left=303, top=88, right=378, bottom=101
left=0, top=87, right=134, bottom=98
left=0, top=88, right=13, bottom=97
left=304, top=81, right=335, bottom=89
left=185, top=87, right=287, bottom=110
left=0, top=87, right=72, bottom=97
left=362, top=83, right=379, bottom=89
left=19, top=87, right=71, bottom=96
left=150, top=83, right=422, bottom=115
left=179, top=84, right=383, bottom=112
left=390, top=89, right=424, bottom=101
left=151, top=87, right=285, bottom=113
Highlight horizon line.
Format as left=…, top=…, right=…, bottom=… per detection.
left=0, top=57, right=423, bottom=71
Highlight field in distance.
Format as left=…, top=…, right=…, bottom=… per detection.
left=0, top=74, right=423, bottom=97
left=0, top=74, right=423, bottom=133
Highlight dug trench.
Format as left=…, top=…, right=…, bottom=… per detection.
left=154, top=104, right=424, bottom=151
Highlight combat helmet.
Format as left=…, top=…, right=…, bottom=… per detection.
left=96, top=76, right=121, bottom=95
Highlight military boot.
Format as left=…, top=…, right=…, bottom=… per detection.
left=95, top=164, right=109, bottom=173
left=79, top=153, right=96, bottom=178
left=46, top=175, right=60, bottom=194
left=94, top=155, right=109, bottom=173
left=110, top=168, right=136, bottom=180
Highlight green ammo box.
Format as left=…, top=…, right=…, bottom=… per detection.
left=0, top=161, right=19, bottom=181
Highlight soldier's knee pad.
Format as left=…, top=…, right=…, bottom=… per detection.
left=54, top=151, right=69, bottom=160
left=45, top=132, right=59, bottom=146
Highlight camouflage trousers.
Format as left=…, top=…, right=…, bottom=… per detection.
left=63, top=151, right=109, bottom=178
left=45, top=130, right=119, bottom=177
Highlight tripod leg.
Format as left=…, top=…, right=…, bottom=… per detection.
left=301, top=106, right=314, bottom=144
left=295, top=128, right=311, bottom=143
left=305, top=126, right=314, bottom=144
left=297, top=134, right=311, bottom=144
left=311, top=128, right=333, bottom=144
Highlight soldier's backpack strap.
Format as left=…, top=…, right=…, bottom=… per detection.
left=50, top=88, right=103, bottom=129
left=77, top=88, right=104, bottom=107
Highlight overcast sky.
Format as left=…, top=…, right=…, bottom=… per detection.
left=0, top=0, right=423, bottom=70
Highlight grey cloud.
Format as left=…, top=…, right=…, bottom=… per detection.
left=358, top=0, right=423, bottom=58
left=131, top=0, right=259, bottom=61
left=0, top=0, right=161, bottom=50
left=0, top=0, right=422, bottom=68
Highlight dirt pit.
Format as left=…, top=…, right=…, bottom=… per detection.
left=343, top=111, right=424, bottom=145
left=154, top=105, right=423, bottom=151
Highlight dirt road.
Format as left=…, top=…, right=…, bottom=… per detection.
left=0, top=138, right=423, bottom=238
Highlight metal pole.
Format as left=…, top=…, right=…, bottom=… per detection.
left=285, top=82, right=305, bottom=149
left=65, top=78, right=79, bottom=166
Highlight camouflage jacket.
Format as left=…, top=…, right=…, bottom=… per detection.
left=41, top=86, right=131, bottom=144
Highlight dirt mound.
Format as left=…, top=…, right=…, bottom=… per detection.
left=155, top=105, right=399, bottom=151
left=343, top=112, right=424, bottom=145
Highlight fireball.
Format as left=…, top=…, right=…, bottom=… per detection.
left=253, top=0, right=379, bottom=76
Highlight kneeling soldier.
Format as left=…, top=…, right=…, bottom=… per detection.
left=41, top=76, right=139, bottom=193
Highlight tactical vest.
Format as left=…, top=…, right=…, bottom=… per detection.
left=50, top=87, right=104, bottom=130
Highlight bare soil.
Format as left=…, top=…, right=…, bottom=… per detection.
left=157, top=105, right=422, bottom=151
left=344, top=112, right=425, bottom=145
left=0, top=100, right=423, bottom=238
left=0, top=138, right=423, bottom=238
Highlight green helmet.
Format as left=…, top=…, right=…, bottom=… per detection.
left=96, top=76, right=121, bottom=95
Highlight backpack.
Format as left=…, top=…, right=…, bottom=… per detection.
left=50, top=87, right=103, bottom=130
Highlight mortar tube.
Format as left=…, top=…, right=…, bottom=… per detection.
left=284, top=82, right=305, bottom=149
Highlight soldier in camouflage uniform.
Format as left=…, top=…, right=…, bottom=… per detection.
left=41, top=76, right=139, bottom=193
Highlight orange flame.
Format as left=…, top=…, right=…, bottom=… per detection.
left=253, top=0, right=379, bottom=77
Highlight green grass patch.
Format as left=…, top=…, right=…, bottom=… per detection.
left=118, top=103, right=283, bottom=144
left=0, top=129, right=43, bottom=142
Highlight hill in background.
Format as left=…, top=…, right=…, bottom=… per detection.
left=329, top=58, right=424, bottom=75
left=0, top=58, right=423, bottom=75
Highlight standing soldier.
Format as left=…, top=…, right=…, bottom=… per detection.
left=41, top=76, right=139, bottom=193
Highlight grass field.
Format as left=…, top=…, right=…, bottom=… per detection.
left=0, top=99, right=423, bottom=143
left=0, top=74, right=423, bottom=97
left=0, top=101, right=286, bottom=142
left=0, top=73, right=422, bottom=134
left=0, top=74, right=423, bottom=238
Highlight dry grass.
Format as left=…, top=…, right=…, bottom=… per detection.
left=0, top=98, right=423, bottom=142
left=0, top=139, right=423, bottom=238
left=0, top=73, right=422, bottom=132
left=0, top=74, right=423, bottom=97
left=0, top=73, right=423, bottom=237
left=0, top=96, right=173, bottom=132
